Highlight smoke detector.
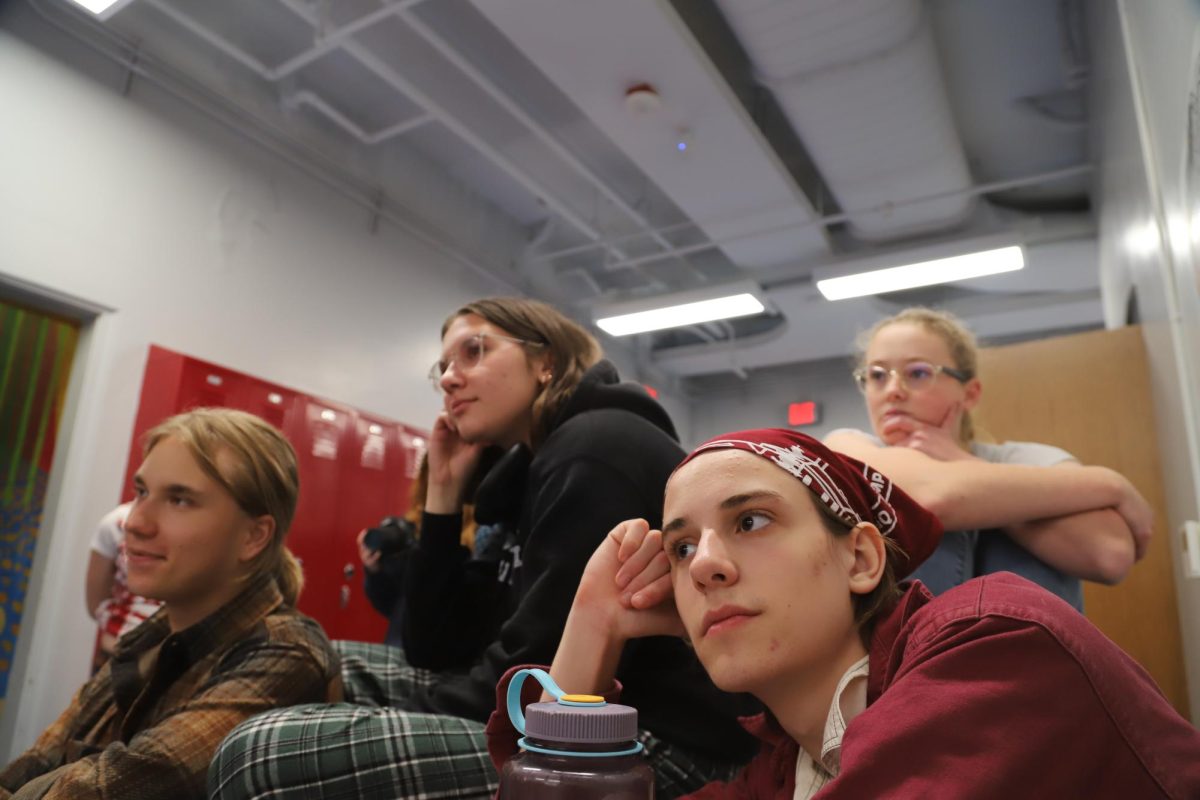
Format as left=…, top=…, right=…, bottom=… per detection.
left=624, top=83, right=663, bottom=114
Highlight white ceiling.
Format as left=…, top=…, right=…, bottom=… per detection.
left=26, top=0, right=1101, bottom=386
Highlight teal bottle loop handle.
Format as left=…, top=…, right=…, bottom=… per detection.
left=506, top=669, right=564, bottom=735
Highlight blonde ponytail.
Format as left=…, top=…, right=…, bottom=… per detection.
left=273, top=547, right=305, bottom=607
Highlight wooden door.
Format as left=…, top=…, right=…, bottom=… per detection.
left=974, top=325, right=1189, bottom=715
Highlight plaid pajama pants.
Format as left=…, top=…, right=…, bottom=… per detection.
left=209, top=641, right=745, bottom=800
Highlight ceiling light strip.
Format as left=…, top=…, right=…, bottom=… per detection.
left=597, top=293, right=765, bottom=336
left=816, top=246, right=1025, bottom=301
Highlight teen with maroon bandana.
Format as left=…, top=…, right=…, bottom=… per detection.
left=488, top=429, right=1200, bottom=799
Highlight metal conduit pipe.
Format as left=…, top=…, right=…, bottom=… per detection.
left=397, top=8, right=680, bottom=256
left=266, top=0, right=427, bottom=80
left=145, top=5, right=436, bottom=148
left=272, top=0, right=632, bottom=264
left=24, top=0, right=524, bottom=296
left=284, top=91, right=434, bottom=145
left=241, top=0, right=682, bottom=258
left=141, top=0, right=632, bottom=265
left=143, top=0, right=271, bottom=74
left=538, top=163, right=1095, bottom=271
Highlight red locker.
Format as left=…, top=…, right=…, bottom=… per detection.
left=332, top=416, right=405, bottom=643
left=286, top=398, right=354, bottom=635
left=122, top=345, right=427, bottom=643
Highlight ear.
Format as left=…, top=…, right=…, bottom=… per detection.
left=240, top=514, right=276, bottom=563
left=960, top=376, right=982, bottom=411
left=845, top=522, right=886, bottom=596
left=531, top=351, right=554, bottom=384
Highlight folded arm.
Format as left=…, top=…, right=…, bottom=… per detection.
left=824, top=431, right=1150, bottom=578
left=1006, top=506, right=1134, bottom=584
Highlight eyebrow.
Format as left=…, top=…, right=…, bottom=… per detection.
left=440, top=330, right=482, bottom=358
left=869, top=358, right=934, bottom=366
left=133, top=474, right=203, bottom=497
left=663, top=489, right=786, bottom=535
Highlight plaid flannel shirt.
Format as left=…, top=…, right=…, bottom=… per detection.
left=0, top=573, right=342, bottom=800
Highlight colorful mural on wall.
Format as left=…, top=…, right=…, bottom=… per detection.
left=0, top=301, right=79, bottom=703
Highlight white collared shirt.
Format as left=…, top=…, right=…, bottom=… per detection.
left=793, top=655, right=870, bottom=800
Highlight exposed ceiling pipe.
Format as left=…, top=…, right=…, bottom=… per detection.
left=397, top=7, right=682, bottom=258
left=145, top=0, right=636, bottom=266
left=283, top=91, right=434, bottom=145
left=532, top=163, right=1093, bottom=265
left=161, top=0, right=683, bottom=264
left=141, top=0, right=269, bottom=74
left=266, top=0, right=427, bottom=80
left=561, top=164, right=1094, bottom=275
left=23, top=0, right=524, bottom=296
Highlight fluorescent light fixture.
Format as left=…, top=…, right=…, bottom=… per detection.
left=596, top=292, right=765, bottom=337
left=66, top=0, right=137, bottom=19
left=816, top=245, right=1025, bottom=301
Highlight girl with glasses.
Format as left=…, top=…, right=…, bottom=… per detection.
left=824, top=307, right=1152, bottom=609
left=485, top=429, right=1200, bottom=798
left=213, top=297, right=758, bottom=800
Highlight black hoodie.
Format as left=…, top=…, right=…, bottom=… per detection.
left=400, top=361, right=759, bottom=761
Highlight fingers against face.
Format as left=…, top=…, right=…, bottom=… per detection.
left=938, top=401, right=962, bottom=431
left=880, top=414, right=915, bottom=440
left=626, top=558, right=672, bottom=609
left=432, top=411, right=458, bottom=437
left=619, top=522, right=667, bottom=585
left=608, top=521, right=672, bottom=609
left=613, top=518, right=650, bottom=569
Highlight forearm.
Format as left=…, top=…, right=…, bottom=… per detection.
left=546, top=600, right=626, bottom=700
left=826, top=433, right=1123, bottom=530
left=1006, top=509, right=1135, bottom=584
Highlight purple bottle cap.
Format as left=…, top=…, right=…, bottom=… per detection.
left=524, top=699, right=638, bottom=745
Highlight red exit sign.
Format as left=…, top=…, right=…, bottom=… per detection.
left=788, top=401, right=819, bottom=427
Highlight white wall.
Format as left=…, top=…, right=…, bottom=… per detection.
left=1091, top=0, right=1200, bottom=720
left=0, top=6, right=534, bottom=757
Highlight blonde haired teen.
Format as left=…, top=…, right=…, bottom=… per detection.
left=0, top=408, right=340, bottom=800
left=825, top=307, right=1152, bottom=609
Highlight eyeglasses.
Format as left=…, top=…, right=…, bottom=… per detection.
left=853, top=361, right=971, bottom=393
left=428, top=332, right=544, bottom=391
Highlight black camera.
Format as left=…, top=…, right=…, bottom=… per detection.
left=362, top=516, right=417, bottom=556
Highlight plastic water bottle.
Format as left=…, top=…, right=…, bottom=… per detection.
left=497, top=669, right=654, bottom=800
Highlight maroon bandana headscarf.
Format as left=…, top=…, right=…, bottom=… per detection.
left=675, top=428, right=942, bottom=578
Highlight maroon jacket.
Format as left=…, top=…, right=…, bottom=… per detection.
left=487, top=574, right=1200, bottom=799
